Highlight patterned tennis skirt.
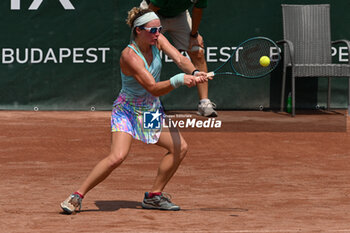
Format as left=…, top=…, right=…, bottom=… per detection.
left=111, top=92, right=165, bottom=144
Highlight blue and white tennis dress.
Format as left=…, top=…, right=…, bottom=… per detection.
left=111, top=42, right=165, bottom=144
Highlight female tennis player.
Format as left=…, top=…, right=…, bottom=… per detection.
left=60, top=7, right=208, bottom=213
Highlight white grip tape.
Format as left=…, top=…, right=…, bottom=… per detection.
left=207, top=71, right=215, bottom=77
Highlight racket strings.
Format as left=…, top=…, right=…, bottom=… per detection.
left=232, top=39, right=280, bottom=78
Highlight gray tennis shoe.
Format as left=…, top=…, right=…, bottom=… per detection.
left=198, top=100, right=218, bottom=117
left=141, top=192, right=180, bottom=211
left=60, top=193, right=82, bottom=214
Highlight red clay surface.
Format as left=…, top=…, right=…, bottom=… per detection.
left=0, top=110, right=349, bottom=232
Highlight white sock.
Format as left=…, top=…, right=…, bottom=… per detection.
left=200, top=98, right=210, bottom=104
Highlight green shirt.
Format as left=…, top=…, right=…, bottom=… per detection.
left=150, top=0, right=207, bottom=18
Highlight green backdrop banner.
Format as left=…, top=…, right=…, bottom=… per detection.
left=0, top=0, right=349, bottom=110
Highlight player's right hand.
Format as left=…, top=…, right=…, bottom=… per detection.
left=183, top=74, right=208, bottom=87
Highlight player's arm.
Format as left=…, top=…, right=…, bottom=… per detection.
left=120, top=48, right=173, bottom=96
left=120, top=47, right=201, bottom=96
left=157, top=34, right=202, bottom=74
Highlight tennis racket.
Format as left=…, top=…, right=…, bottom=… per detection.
left=208, top=37, right=281, bottom=79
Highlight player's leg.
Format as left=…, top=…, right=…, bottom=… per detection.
left=153, top=127, right=188, bottom=192
left=60, top=132, right=133, bottom=214
left=141, top=126, right=187, bottom=210
left=166, top=11, right=217, bottom=117
left=76, top=132, right=133, bottom=195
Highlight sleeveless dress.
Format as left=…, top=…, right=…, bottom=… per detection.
left=111, top=42, right=165, bottom=144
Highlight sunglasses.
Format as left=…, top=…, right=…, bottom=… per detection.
left=140, top=26, right=163, bottom=34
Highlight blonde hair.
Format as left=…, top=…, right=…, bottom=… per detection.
left=126, top=7, right=153, bottom=28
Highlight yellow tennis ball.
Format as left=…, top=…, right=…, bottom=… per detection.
left=259, top=56, right=270, bottom=67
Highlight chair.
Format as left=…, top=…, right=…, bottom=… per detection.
left=278, top=4, right=350, bottom=116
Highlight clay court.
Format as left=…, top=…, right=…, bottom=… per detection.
left=0, top=110, right=349, bottom=232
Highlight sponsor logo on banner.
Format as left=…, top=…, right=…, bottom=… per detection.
left=1, top=48, right=110, bottom=64
left=161, top=47, right=349, bottom=63
left=4, top=1, right=113, bottom=65
left=10, top=0, right=75, bottom=10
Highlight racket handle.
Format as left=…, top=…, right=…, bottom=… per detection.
left=207, top=71, right=215, bottom=77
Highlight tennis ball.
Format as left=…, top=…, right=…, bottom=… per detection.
left=259, top=56, right=270, bottom=67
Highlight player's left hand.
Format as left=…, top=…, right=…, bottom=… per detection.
left=194, top=72, right=210, bottom=84
left=194, top=71, right=212, bottom=81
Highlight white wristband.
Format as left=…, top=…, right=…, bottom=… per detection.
left=170, top=73, right=185, bottom=88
